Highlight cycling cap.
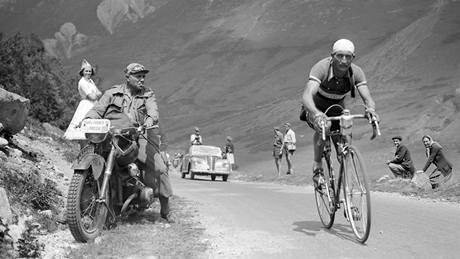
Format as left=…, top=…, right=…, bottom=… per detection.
left=332, top=39, right=355, bottom=54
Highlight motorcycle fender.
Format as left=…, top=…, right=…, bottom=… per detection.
left=71, top=154, right=105, bottom=180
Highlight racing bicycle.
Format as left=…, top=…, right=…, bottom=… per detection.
left=314, top=105, right=380, bottom=244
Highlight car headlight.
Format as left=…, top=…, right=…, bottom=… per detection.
left=216, top=161, right=229, bottom=167
left=85, top=133, right=108, bottom=143
left=191, top=157, right=204, bottom=164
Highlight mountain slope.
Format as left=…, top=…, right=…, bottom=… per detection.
left=1, top=0, right=459, bottom=161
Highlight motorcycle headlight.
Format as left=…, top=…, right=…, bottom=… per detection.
left=85, top=133, right=108, bottom=143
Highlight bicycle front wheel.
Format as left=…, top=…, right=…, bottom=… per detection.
left=314, top=156, right=336, bottom=228
left=342, top=146, right=371, bottom=243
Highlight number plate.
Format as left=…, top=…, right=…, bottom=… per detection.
left=81, top=119, right=111, bottom=133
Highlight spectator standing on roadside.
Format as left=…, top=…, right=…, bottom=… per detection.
left=281, top=122, right=296, bottom=175
left=225, top=136, right=236, bottom=170
left=420, top=135, right=453, bottom=189
left=273, top=127, right=284, bottom=176
left=64, top=59, right=102, bottom=141
left=190, top=127, right=202, bottom=145
left=77, top=59, right=102, bottom=103
left=386, top=136, right=415, bottom=179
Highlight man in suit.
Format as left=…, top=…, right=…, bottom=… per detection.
left=386, top=136, right=415, bottom=179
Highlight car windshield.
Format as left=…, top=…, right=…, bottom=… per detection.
left=189, top=145, right=222, bottom=157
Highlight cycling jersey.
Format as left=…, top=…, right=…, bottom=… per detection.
left=309, top=57, right=367, bottom=113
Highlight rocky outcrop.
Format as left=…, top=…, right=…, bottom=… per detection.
left=96, top=0, right=166, bottom=34
left=0, top=87, right=29, bottom=135
left=42, top=22, right=88, bottom=59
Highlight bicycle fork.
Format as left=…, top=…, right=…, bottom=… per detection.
left=323, top=143, right=340, bottom=212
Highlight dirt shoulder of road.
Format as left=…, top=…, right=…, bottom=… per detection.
left=65, top=196, right=209, bottom=259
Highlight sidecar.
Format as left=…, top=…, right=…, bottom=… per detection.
left=180, top=145, right=231, bottom=181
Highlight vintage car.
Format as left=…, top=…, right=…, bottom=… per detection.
left=180, top=145, right=231, bottom=181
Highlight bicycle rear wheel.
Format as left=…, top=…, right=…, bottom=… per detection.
left=342, top=146, right=371, bottom=243
left=314, top=156, right=336, bottom=228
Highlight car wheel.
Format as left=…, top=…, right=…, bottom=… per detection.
left=222, top=175, right=228, bottom=182
left=188, top=165, right=195, bottom=180
left=211, top=175, right=216, bottom=181
left=181, top=173, right=186, bottom=178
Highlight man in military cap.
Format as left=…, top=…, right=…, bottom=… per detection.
left=85, top=63, right=175, bottom=222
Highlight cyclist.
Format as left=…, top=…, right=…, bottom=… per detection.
left=301, top=39, right=379, bottom=188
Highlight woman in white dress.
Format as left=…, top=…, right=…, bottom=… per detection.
left=64, top=59, right=102, bottom=140
left=78, top=59, right=102, bottom=102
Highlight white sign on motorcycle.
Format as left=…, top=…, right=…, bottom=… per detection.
left=81, top=119, right=111, bottom=133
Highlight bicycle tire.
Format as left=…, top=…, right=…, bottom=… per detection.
left=314, top=155, right=336, bottom=228
left=342, top=146, right=371, bottom=243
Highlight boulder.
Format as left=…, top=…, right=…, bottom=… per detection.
left=0, top=187, right=13, bottom=223
left=0, top=88, right=30, bottom=135
left=0, top=136, right=8, bottom=148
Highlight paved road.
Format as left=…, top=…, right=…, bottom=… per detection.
left=172, top=172, right=460, bottom=259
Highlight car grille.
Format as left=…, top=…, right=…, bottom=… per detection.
left=207, top=156, right=217, bottom=170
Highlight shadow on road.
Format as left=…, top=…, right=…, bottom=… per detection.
left=292, top=220, right=323, bottom=236
left=293, top=220, right=362, bottom=244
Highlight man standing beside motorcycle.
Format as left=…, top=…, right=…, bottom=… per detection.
left=84, top=63, right=175, bottom=223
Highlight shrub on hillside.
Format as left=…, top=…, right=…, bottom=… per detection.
left=0, top=32, right=79, bottom=129
left=0, top=217, right=14, bottom=258
left=30, top=178, right=61, bottom=211
left=0, top=164, right=61, bottom=212
left=17, top=222, right=44, bottom=258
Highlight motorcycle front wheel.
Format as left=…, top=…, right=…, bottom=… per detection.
left=66, top=169, right=108, bottom=243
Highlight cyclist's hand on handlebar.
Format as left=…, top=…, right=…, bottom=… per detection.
left=143, top=117, right=159, bottom=130
left=313, top=113, right=327, bottom=132
left=365, top=108, right=380, bottom=123
left=143, top=117, right=155, bottom=127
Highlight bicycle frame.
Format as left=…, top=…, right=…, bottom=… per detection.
left=316, top=107, right=380, bottom=243
left=322, top=134, right=352, bottom=211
